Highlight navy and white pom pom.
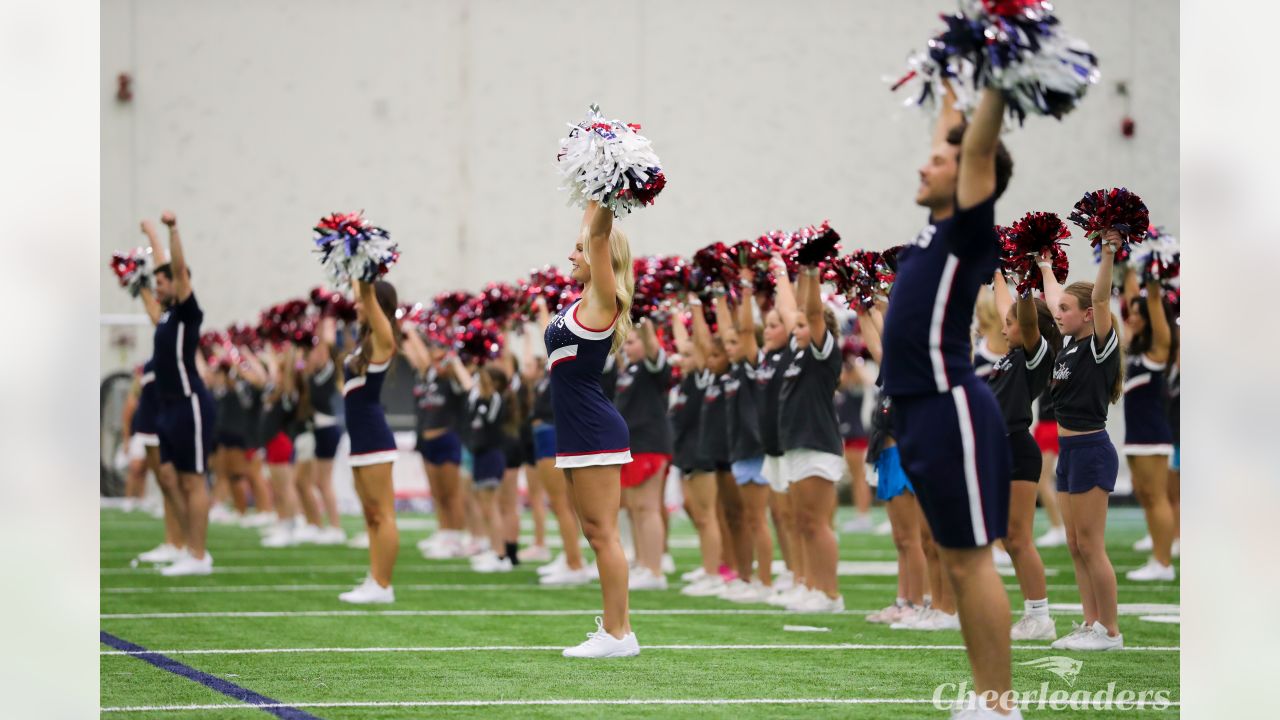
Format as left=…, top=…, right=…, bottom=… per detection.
left=557, top=104, right=665, bottom=218
left=312, top=211, right=399, bottom=285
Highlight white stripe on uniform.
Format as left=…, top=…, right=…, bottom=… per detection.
left=176, top=322, right=191, bottom=396
left=950, top=385, right=987, bottom=546
left=929, top=255, right=961, bottom=393
left=190, top=393, right=205, bottom=473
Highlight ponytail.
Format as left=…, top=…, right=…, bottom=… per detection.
left=1109, top=311, right=1125, bottom=404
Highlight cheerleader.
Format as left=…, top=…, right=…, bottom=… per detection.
left=227, top=346, right=275, bottom=526
left=1042, top=231, right=1125, bottom=650
left=260, top=346, right=305, bottom=548
left=989, top=271, right=1060, bottom=640
left=301, top=318, right=347, bottom=544
left=120, top=370, right=149, bottom=510
left=973, top=287, right=1010, bottom=378
left=544, top=201, right=638, bottom=657
left=514, top=338, right=551, bottom=563
left=1118, top=268, right=1178, bottom=581
left=1167, top=342, right=1180, bottom=553
left=147, top=211, right=217, bottom=577
left=614, top=318, right=675, bottom=590
left=336, top=279, right=402, bottom=604
left=837, top=349, right=874, bottom=533
left=401, top=323, right=470, bottom=559
left=466, top=364, right=516, bottom=572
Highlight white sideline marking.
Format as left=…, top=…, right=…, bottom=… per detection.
left=101, top=564, right=478, bottom=575
left=100, top=697, right=1180, bottom=712
left=100, top=642, right=1181, bottom=656
left=1050, top=603, right=1180, bottom=615
left=837, top=561, right=1056, bottom=577
left=100, top=581, right=1178, bottom=595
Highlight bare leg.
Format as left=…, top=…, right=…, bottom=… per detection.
left=1037, top=450, right=1063, bottom=529
left=625, top=466, right=666, bottom=576
left=887, top=493, right=926, bottom=605
left=295, top=459, right=323, bottom=527
left=786, top=490, right=808, bottom=586
left=1168, top=465, right=1180, bottom=541
left=1006, top=481, right=1048, bottom=601
left=148, top=448, right=184, bottom=548
left=267, top=462, right=298, bottom=524
left=791, top=477, right=839, bottom=597
left=225, top=448, right=250, bottom=516
left=769, top=489, right=794, bottom=573
left=478, top=486, right=502, bottom=554
left=158, top=463, right=190, bottom=545
left=1129, top=455, right=1174, bottom=566
left=845, top=446, right=871, bottom=517
left=353, top=463, right=399, bottom=588
left=716, top=471, right=750, bottom=581
left=566, top=466, right=631, bottom=638
left=314, top=458, right=341, bottom=528
left=919, top=505, right=955, bottom=614
left=179, top=471, right=210, bottom=559
left=682, top=472, right=721, bottom=575
left=1069, top=488, right=1119, bottom=635
left=740, top=483, right=773, bottom=586
left=499, top=469, right=520, bottom=547
left=539, top=458, right=583, bottom=569
left=938, top=545, right=1015, bottom=713
left=526, top=464, right=547, bottom=549
left=1060, top=491, right=1099, bottom=625
left=246, top=453, right=274, bottom=514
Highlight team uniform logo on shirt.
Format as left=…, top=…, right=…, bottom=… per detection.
left=1053, top=362, right=1071, bottom=382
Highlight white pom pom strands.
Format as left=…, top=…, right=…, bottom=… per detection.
left=557, top=104, right=665, bottom=218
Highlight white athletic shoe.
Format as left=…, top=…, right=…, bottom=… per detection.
left=137, top=543, right=183, bottom=564
left=1171, top=539, right=1180, bottom=558
left=261, top=525, right=296, bottom=548
left=680, top=574, right=727, bottom=597
left=866, top=602, right=907, bottom=624
left=772, top=569, right=795, bottom=592
left=562, top=616, right=639, bottom=658
left=873, top=519, right=894, bottom=536
left=160, top=550, right=213, bottom=576
left=537, top=553, right=569, bottom=577
left=313, top=526, right=347, bottom=546
left=1060, top=621, right=1123, bottom=651
left=886, top=605, right=923, bottom=628
left=347, top=531, right=370, bottom=549
left=475, top=555, right=513, bottom=574
left=338, top=575, right=395, bottom=604
left=716, top=578, right=750, bottom=600
left=840, top=514, right=874, bottom=534
left=1133, top=534, right=1153, bottom=552
left=894, top=607, right=959, bottom=631
left=539, top=564, right=594, bottom=586
left=786, top=589, right=845, bottom=613
left=629, top=566, right=669, bottom=591
left=1035, top=526, right=1067, bottom=548
left=1125, top=557, right=1176, bottom=582
left=239, top=511, right=276, bottom=529
left=523, top=545, right=553, bottom=563
left=661, top=553, right=676, bottom=574
left=992, top=546, right=1013, bottom=566
left=292, top=524, right=324, bottom=545
left=1049, top=621, right=1092, bottom=650
left=680, top=566, right=707, bottom=583
left=1010, top=614, right=1058, bottom=641
left=949, top=704, right=1025, bottom=719
left=208, top=504, right=238, bottom=525
left=723, top=580, right=769, bottom=604
left=470, top=551, right=502, bottom=570
left=765, top=584, right=808, bottom=607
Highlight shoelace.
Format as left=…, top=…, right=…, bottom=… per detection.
left=586, top=616, right=607, bottom=640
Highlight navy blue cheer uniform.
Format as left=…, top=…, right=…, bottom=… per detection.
left=131, top=359, right=161, bottom=446
left=530, top=374, right=558, bottom=462
left=881, top=196, right=1011, bottom=549
left=342, top=351, right=397, bottom=467
left=986, top=337, right=1053, bottom=481
left=1167, top=362, right=1180, bottom=471
left=1049, top=328, right=1122, bottom=494
left=309, top=359, right=343, bottom=460
left=153, top=293, right=217, bottom=474
left=413, top=365, right=466, bottom=466
left=543, top=299, right=632, bottom=468
left=1122, top=353, right=1174, bottom=456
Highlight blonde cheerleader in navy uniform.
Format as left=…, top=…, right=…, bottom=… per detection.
left=1042, top=231, right=1125, bottom=651
left=336, top=279, right=401, bottom=604
left=544, top=201, right=638, bottom=658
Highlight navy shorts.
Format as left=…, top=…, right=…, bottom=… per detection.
left=417, top=430, right=462, bottom=466
left=532, top=424, right=557, bottom=462
left=472, top=448, right=506, bottom=487
left=891, top=379, right=1011, bottom=549
left=315, top=425, right=342, bottom=460
left=132, top=388, right=160, bottom=436
left=214, top=431, right=245, bottom=451
left=1008, top=429, right=1042, bottom=482
left=158, top=391, right=217, bottom=475
left=1056, top=431, right=1118, bottom=494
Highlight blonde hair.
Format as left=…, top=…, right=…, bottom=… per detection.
left=582, top=225, right=634, bottom=354
left=975, top=291, right=1000, bottom=334
left=1063, top=281, right=1125, bottom=403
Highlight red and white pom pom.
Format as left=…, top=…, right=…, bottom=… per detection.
left=454, top=319, right=505, bottom=365
left=999, top=211, right=1071, bottom=294
left=312, top=211, right=399, bottom=286
left=109, top=247, right=152, bottom=298
left=1069, top=187, right=1150, bottom=261
left=557, top=104, right=665, bottom=218
left=1135, top=227, right=1179, bottom=288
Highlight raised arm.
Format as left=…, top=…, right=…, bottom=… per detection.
left=533, top=295, right=552, bottom=331
left=737, top=269, right=759, bottom=362
left=447, top=354, right=476, bottom=394
left=956, top=88, right=1006, bottom=211
left=159, top=211, right=191, bottom=302
left=1144, top=281, right=1172, bottom=363
left=1015, top=293, right=1041, bottom=354
left=688, top=296, right=714, bottom=358
left=519, top=324, right=541, bottom=382
left=237, top=347, right=269, bottom=389
left=671, top=308, right=702, bottom=369
left=399, top=322, right=432, bottom=374
left=637, top=317, right=661, bottom=363
left=1038, top=249, right=1064, bottom=312
left=139, top=286, right=162, bottom=325
left=770, top=255, right=799, bottom=335
left=799, top=266, right=826, bottom=345
left=355, top=279, right=395, bottom=360
left=141, top=219, right=168, bottom=265
left=933, top=78, right=965, bottom=149
left=713, top=293, right=739, bottom=350
left=1092, top=230, right=1120, bottom=340
left=1122, top=265, right=1140, bottom=307
left=581, top=201, right=618, bottom=327
left=991, top=270, right=1014, bottom=326
left=858, top=307, right=884, bottom=364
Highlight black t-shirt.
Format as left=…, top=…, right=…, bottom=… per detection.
left=671, top=371, right=706, bottom=470
left=754, top=346, right=790, bottom=457
left=866, top=385, right=896, bottom=464
left=1035, top=389, right=1056, bottom=424
left=836, top=386, right=867, bottom=440
left=414, top=365, right=466, bottom=435
left=531, top=375, right=555, bottom=424
left=1049, top=327, right=1121, bottom=432
left=467, top=389, right=507, bottom=453
left=725, top=360, right=765, bottom=461
left=613, top=349, right=675, bottom=455
left=987, top=337, right=1053, bottom=434
left=258, top=385, right=291, bottom=443
left=309, top=360, right=339, bottom=417
left=779, top=330, right=843, bottom=454
left=600, top=353, right=618, bottom=400
left=697, top=370, right=732, bottom=466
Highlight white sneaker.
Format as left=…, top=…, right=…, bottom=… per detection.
left=873, top=519, right=894, bottom=536
left=888, top=606, right=925, bottom=628
left=523, top=545, right=553, bottom=563
left=629, top=566, right=669, bottom=591
left=723, top=580, right=769, bottom=604
left=950, top=704, right=1025, bottom=719
left=716, top=578, right=749, bottom=600
left=292, top=524, right=324, bottom=544
left=1132, top=534, right=1153, bottom=552
left=661, top=553, right=676, bottom=574
left=840, top=514, right=874, bottom=533
left=680, top=566, right=707, bottom=583
left=347, top=531, right=370, bottom=549
left=539, top=564, right=594, bottom=586
left=1035, top=526, right=1067, bottom=548
left=160, top=550, right=213, bottom=576
left=1011, top=614, right=1057, bottom=641
left=208, top=504, right=238, bottom=525
left=477, top=555, right=514, bottom=574
left=680, top=575, right=727, bottom=597
left=992, top=546, right=1013, bottom=566
left=901, top=607, right=959, bottom=631
left=1061, top=621, right=1123, bottom=651
left=765, top=584, right=807, bottom=607
left=261, top=525, right=296, bottom=548
left=137, top=543, right=182, bottom=564
left=772, top=569, right=795, bottom=592
left=338, top=575, right=395, bottom=604
left=786, top=589, right=845, bottom=613
left=1125, top=557, right=1176, bottom=582
left=1171, top=539, right=1180, bottom=558
left=867, top=602, right=907, bottom=624
left=313, top=526, right=348, bottom=545
left=470, top=551, right=502, bottom=570
left=537, top=553, right=569, bottom=577
left=562, top=616, right=639, bottom=658
left=239, top=511, right=276, bottom=529
left=1049, top=621, right=1092, bottom=649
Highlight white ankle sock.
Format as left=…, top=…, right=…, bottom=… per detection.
left=1025, top=598, right=1049, bottom=617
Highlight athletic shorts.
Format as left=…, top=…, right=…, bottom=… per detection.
left=891, top=379, right=1011, bottom=549
left=731, top=456, right=768, bottom=486
left=315, top=425, right=342, bottom=460
left=1170, top=445, right=1180, bottom=471
left=762, top=454, right=787, bottom=493
left=504, top=436, right=525, bottom=470
left=264, top=431, right=292, bottom=465
left=214, top=431, right=245, bottom=451
left=1008, top=429, right=1042, bottom=481
left=782, top=448, right=846, bottom=485
left=293, top=431, right=316, bottom=463
left=127, top=434, right=154, bottom=462
left=471, top=448, right=506, bottom=487
left=157, top=391, right=217, bottom=475
left=532, top=424, right=557, bottom=462
left=1056, top=431, right=1119, bottom=495
left=620, top=452, right=670, bottom=489
left=843, top=437, right=869, bottom=452
left=417, top=430, right=463, bottom=466
left=1034, top=420, right=1059, bottom=454
left=874, top=445, right=914, bottom=501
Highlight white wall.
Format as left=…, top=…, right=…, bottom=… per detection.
left=100, top=0, right=1178, bottom=373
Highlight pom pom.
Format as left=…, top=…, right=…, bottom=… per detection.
left=227, top=323, right=262, bottom=352
left=830, top=250, right=894, bottom=311
left=432, top=290, right=480, bottom=322
left=556, top=104, right=665, bottom=217
left=1069, top=187, right=1150, bottom=261
left=453, top=319, right=504, bottom=365
left=109, top=247, right=152, bottom=298
left=257, top=299, right=312, bottom=347
left=998, top=211, right=1071, bottom=294
left=521, top=266, right=579, bottom=316
left=1134, top=226, right=1180, bottom=288
left=631, top=255, right=688, bottom=323
left=691, top=242, right=737, bottom=291
left=792, top=221, right=842, bottom=266
left=312, top=211, right=399, bottom=285
left=309, top=286, right=356, bottom=322
left=478, top=282, right=521, bottom=326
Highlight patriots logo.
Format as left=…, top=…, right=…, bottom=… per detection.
left=1017, top=656, right=1083, bottom=686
